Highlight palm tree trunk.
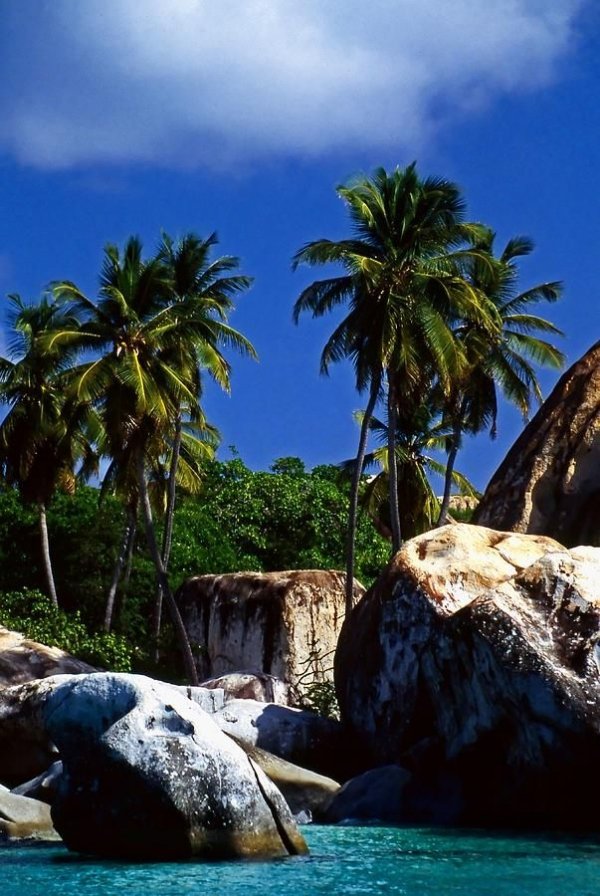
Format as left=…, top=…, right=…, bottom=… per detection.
left=123, top=517, right=136, bottom=589
left=437, top=396, right=467, bottom=527
left=38, top=502, right=59, bottom=609
left=387, top=378, right=402, bottom=553
left=345, top=377, right=379, bottom=616
left=152, top=416, right=182, bottom=662
left=162, top=415, right=181, bottom=571
left=104, top=505, right=136, bottom=632
left=136, top=454, right=198, bottom=686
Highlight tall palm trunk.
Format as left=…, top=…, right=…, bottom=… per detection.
left=136, top=454, right=198, bottom=685
left=387, top=377, right=402, bottom=553
left=162, top=415, right=181, bottom=571
left=38, top=501, right=59, bottom=609
left=437, top=396, right=467, bottom=527
left=104, top=504, right=136, bottom=632
left=345, top=377, right=379, bottom=615
left=152, top=416, right=182, bottom=662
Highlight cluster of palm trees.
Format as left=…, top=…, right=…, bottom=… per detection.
left=0, top=162, right=566, bottom=678
left=293, top=163, right=565, bottom=612
left=0, top=233, right=255, bottom=683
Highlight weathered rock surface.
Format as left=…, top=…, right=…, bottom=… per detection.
left=11, top=761, right=63, bottom=804
left=322, top=766, right=412, bottom=824
left=211, top=697, right=360, bottom=781
left=0, top=789, right=60, bottom=842
left=177, top=570, right=363, bottom=696
left=335, top=523, right=600, bottom=829
left=199, top=671, right=292, bottom=705
left=0, top=675, right=70, bottom=786
left=0, top=626, right=95, bottom=687
left=43, top=673, right=308, bottom=859
left=243, top=744, right=340, bottom=821
left=474, top=341, right=600, bottom=545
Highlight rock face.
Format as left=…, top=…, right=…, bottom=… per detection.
left=0, top=626, right=95, bottom=687
left=177, top=570, right=363, bottom=696
left=199, top=671, right=292, bottom=705
left=474, top=341, right=600, bottom=545
left=335, top=524, right=600, bottom=829
left=0, top=675, right=69, bottom=786
left=0, top=789, right=59, bottom=842
left=211, top=697, right=356, bottom=781
left=43, top=673, right=308, bottom=859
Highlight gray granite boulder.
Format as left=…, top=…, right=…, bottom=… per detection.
left=0, top=675, right=69, bottom=786
left=211, top=697, right=358, bottom=780
left=0, top=626, right=95, bottom=687
left=321, top=766, right=412, bottom=824
left=43, top=673, right=308, bottom=859
left=0, top=789, right=60, bottom=842
left=11, top=761, right=62, bottom=804
left=244, top=744, right=340, bottom=821
left=335, top=524, right=600, bottom=829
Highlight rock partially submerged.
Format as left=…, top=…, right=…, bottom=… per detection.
left=0, top=789, right=59, bottom=842
left=43, top=673, right=308, bottom=859
left=335, top=524, right=600, bottom=828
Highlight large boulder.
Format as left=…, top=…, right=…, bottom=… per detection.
left=211, top=697, right=360, bottom=781
left=43, top=673, right=308, bottom=859
left=474, top=341, right=600, bottom=545
left=0, top=675, right=70, bottom=786
left=176, top=570, right=363, bottom=697
left=335, top=524, right=600, bottom=829
left=0, top=789, right=59, bottom=842
left=0, top=626, right=95, bottom=687
left=199, top=671, right=292, bottom=705
left=243, top=745, right=340, bottom=821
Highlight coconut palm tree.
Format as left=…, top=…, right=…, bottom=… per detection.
left=53, top=234, right=254, bottom=682
left=151, top=232, right=255, bottom=651
left=0, top=293, right=98, bottom=607
left=293, top=163, right=499, bottom=611
left=436, top=231, right=565, bottom=525
left=343, top=400, right=477, bottom=541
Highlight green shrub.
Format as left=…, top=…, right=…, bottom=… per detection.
left=0, top=589, right=134, bottom=672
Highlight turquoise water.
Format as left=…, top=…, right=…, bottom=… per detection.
left=3, top=826, right=600, bottom=896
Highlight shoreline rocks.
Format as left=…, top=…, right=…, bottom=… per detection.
left=43, top=673, right=308, bottom=859
left=335, top=524, right=600, bottom=829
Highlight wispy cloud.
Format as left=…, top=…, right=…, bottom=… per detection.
left=0, top=1, right=585, bottom=169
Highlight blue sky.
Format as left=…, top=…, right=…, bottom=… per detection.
left=0, top=1, right=598, bottom=489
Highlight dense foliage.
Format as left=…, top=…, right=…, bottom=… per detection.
left=0, top=457, right=389, bottom=676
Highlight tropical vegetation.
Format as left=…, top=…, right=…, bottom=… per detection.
left=293, top=163, right=564, bottom=609
left=0, top=164, right=565, bottom=682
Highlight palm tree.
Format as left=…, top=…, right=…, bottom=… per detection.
left=152, top=232, right=255, bottom=652
left=293, top=163, right=499, bottom=611
left=0, top=294, right=97, bottom=607
left=436, top=231, right=565, bottom=525
left=53, top=234, right=254, bottom=682
left=344, top=400, right=477, bottom=541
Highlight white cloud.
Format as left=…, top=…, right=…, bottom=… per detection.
left=0, top=0, right=585, bottom=169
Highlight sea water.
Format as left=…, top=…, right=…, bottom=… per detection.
left=3, top=825, right=600, bottom=896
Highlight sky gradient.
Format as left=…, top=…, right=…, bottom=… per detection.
left=0, top=1, right=598, bottom=489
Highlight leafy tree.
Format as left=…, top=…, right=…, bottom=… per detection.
left=0, top=294, right=97, bottom=607
left=436, top=231, right=564, bottom=525
left=53, top=235, right=255, bottom=683
left=293, top=164, right=499, bottom=609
